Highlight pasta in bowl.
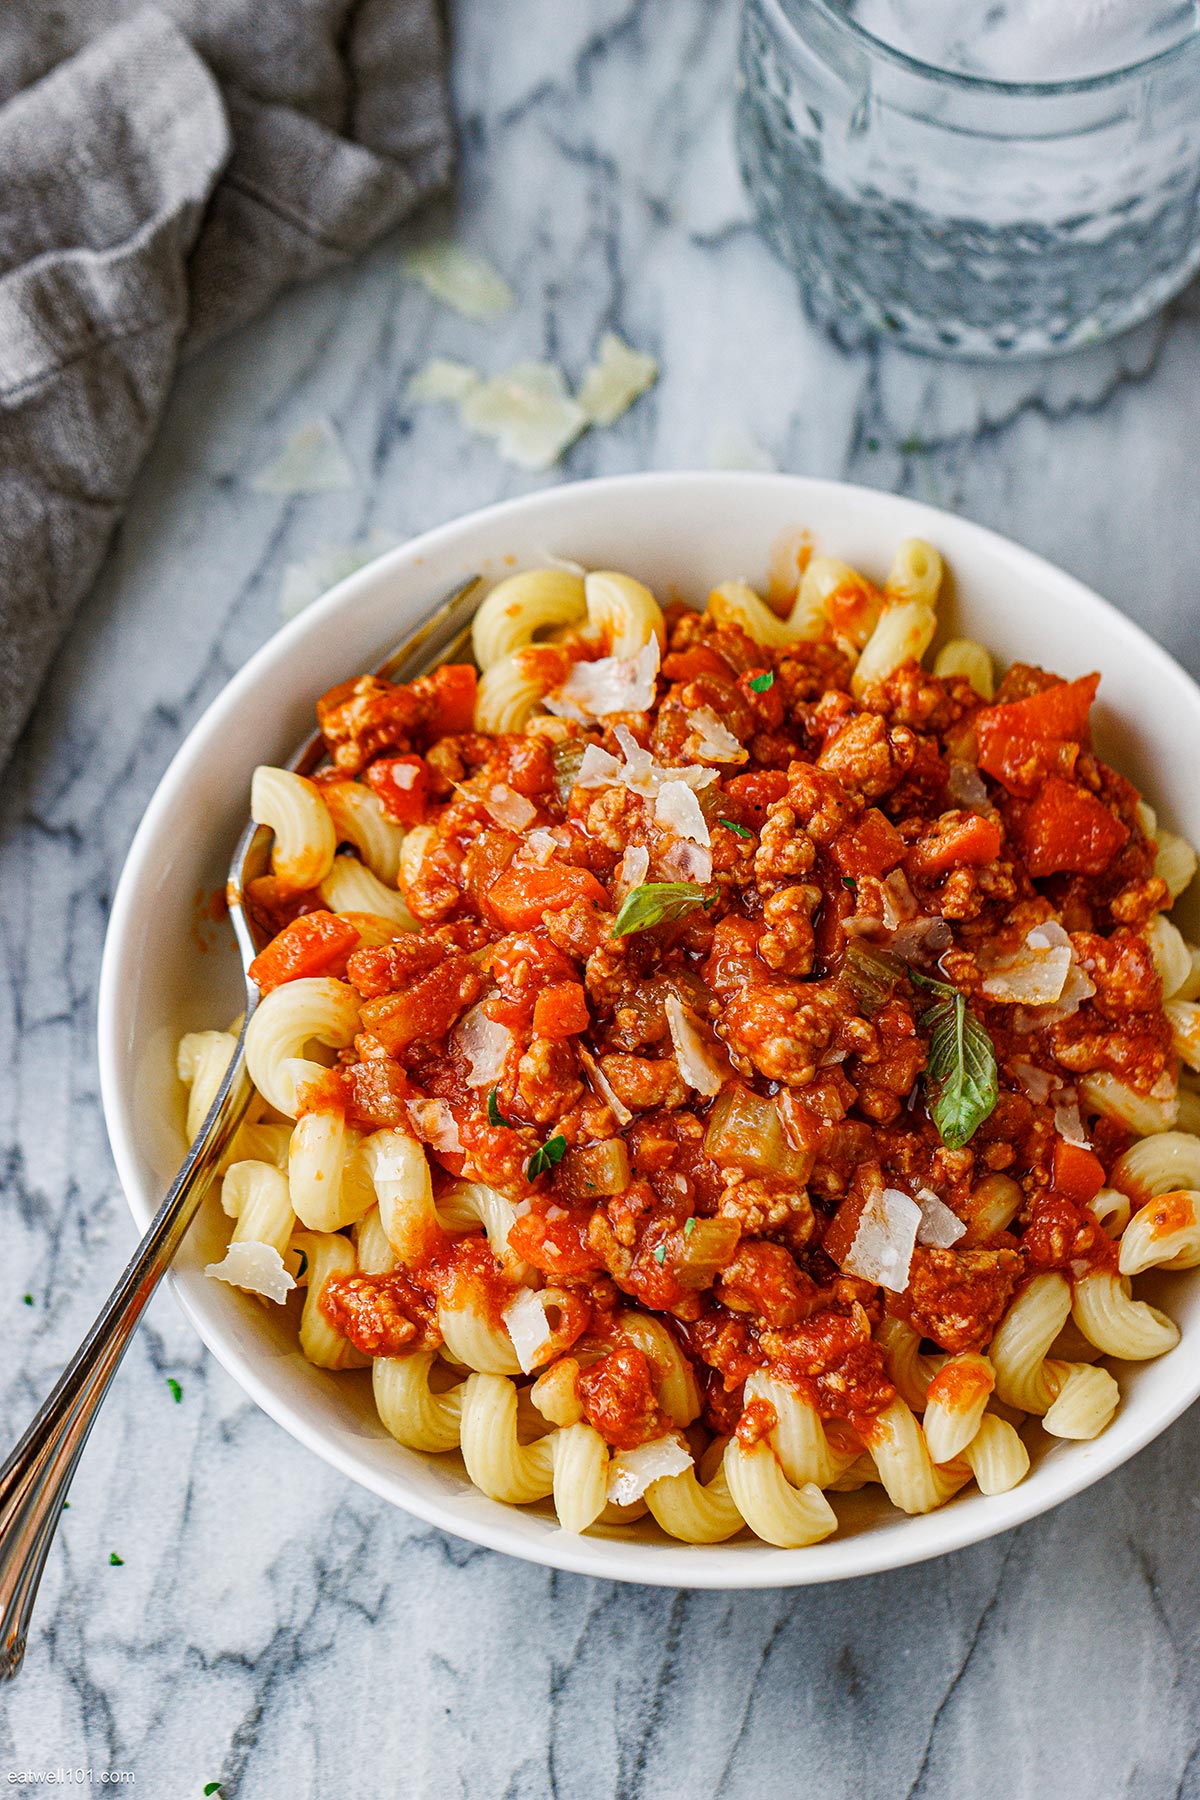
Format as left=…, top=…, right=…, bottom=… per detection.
left=99, top=474, right=1200, bottom=1586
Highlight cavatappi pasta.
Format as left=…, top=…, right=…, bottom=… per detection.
left=187, top=539, right=1200, bottom=1547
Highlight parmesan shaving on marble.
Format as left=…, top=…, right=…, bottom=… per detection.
left=606, top=1436, right=693, bottom=1506
left=250, top=418, right=356, bottom=495
left=452, top=1003, right=512, bottom=1087
left=708, top=425, right=776, bottom=472
left=841, top=1182, right=922, bottom=1292
left=664, top=992, right=725, bottom=1097
left=205, top=1241, right=296, bottom=1305
left=502, top=1288, right=553, bottom=1374
left=403, top=243, right=515, bottom=318
left=278, top=533, right=397, bottom=620
left=460, top=362, right=587, bottom=470
left=915, top=1187, right=967, bottom=1248
left=406, top=358, right=481, bottom=403
left=576, top=332, right=659, bottom=426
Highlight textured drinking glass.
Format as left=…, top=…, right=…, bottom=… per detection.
left=738, top=0, right=1200, bottom=357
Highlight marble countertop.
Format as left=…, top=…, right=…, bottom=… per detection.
left=5, top=1, right=1200, bottom=1794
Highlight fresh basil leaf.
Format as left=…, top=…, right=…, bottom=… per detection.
left=919, top=983, right=998, bottom=1150
left=718, top=817, right=754, bottom=839
left=612, top=881, right=709, bottom=937
left=526, top=1133, right=568, bottom=1180
left=487, top=1088, right=515, bottom=1128
left=749, top=670, right=774, bottom=693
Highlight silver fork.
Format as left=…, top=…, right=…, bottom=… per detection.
left=0, top=572, right=482, bottom=1680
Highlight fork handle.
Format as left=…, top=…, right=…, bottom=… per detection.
left=0, top=1046, right=255, bottom=1680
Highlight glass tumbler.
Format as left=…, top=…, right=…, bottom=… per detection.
left=737, top=0, right=1200, bottom=358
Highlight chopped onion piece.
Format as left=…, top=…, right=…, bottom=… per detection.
left=616, top=845, right=650, bottom=897
left=452, top=1004, right=512, bottom=1087
left=502, top=1288, right=553, bottom=1374
left=655, top=780, right=711, bottom=846
left=485, top=783, right=537, bottom=832
left=406, top=357, right=481, bottom=403
left=841, top=1183, right=921, bottom=1292
left=1012, top=1060, right=1054, bottom=1104
left=686, top=706, right=747, bottom=765
left=1053, top=1092, right=1090, bottom=1148
left=250, top=418, right=355, bottom=495
left=580, top=1046, right=633, bottom=1126
left=460, top=362, right=587, bottom=471
left=405, top=1097, right=463, bottom=1155
left=887, top=915, right=952, bottom=963
left=205, top=1241, right=296, bottom=1305
left=947, top=760, right=991, bottom=812
left=664, top=992, right=725, bottom=1097
left=606, top=1436, right=693, bottom=1506
left=557, top=638, right=659, bottom=718
left=403, top=243, right=515, bottom=318
left=915, top=1187, right=966, bottom=1249
left=576, top=332, right=659, bottom=426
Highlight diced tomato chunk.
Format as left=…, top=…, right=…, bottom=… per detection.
left=975, top=674, right=1099, bottom=795
left=364, top=754, right=433, bottom=824
left=905, top=811, right=1003, bottom=879
left=662, top=646, right=734, bottom=682
left=1051, top=1137, right=1106, bottom=1208
left=423, top=663, right=478, bottom=736
left=487, top=864, right=609, bottom=930
left=724, top=769, right=789, bottom=823
left=1017, top=776, right=1129, bottom=877
left=830, top=807, right=907, bottom=879
left=248, top=910, right=360, bottom=993
left=532, top=980, right=590, bottom=1039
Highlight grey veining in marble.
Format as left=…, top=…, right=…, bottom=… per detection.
left=4, top=1, right=1200, bottom=1795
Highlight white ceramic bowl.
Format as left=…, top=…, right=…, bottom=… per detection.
left=98, top=472, right=1200, bottom=1588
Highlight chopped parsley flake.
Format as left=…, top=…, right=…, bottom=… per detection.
left=718, top=817, right=754, bottom=839
left=841, top=875, right=857, bottom=893
left=22, top=1294, right=33, bottom=1306
left=204, top=1787, right=223, bottom=1797
left=167, top=1378, right=183, bottom=1404
left=109, top=1552, right=124, bottom=1566
left=684, top=1218, right=696, bottom=1238
left=527, top=1134, right=567, bottom=1180
left=653, top=1244, right=666, bottom=1264
left=748, top=671, right=774, bottom=693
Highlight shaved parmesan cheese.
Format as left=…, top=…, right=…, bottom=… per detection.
left=250, top=419, right=355, bottom=494
left=915, top=1187, right=967, bottom=1248
left=841, top=1183, right=921, bottom=1292
left=503, top=1288, right=553, bottom=1374
left=461, top=362, right=587, bottom=470
left=660, top=839, right=713, bottom=883
left=580, top=1046, right=633, bottom=1126
left=515, top=827, right=559, bottom=868
left=665, top=992, right=725, bottom=1096
left=1014, top=955, right=1095, bottom=1033
left=576, top=332, right=658, bottom=426
left=1012, top=1060, right=1055, bottom=1104
left=1053, top=1092, right=1090, bottom=1148
left=407, top=357, right=481, bottom=403
left=880, top=869, right=919, bottom=931
left=406, top=1097, right=463, bottom=1155
left=982, top=920, right=1073, bottom=1007
left=708, top=424, right=776, bottom=473
left=452, top=1003, right=512, bottom=1087
left=557, top=639, right=660, bottom=718
left=279, top=534, right=397, bottom=620
left=403, top=243, right=515, bottom=318
left=656, top=780, right=710, bottom=846
left=686, top=706, right=747, bottom=765
left=485, top=783, right=537, bottom=831
left=606, top=1435, right=693, bottom=1506
left=573, top=727, right=716, bottom=798
left=616, top=844, right=650, bottom=897
left=205, top=1241, right=296, bottom=1305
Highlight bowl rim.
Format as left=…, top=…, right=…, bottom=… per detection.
left=97, top=469, right=1200, bottom=1589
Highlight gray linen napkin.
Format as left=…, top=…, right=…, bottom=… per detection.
left=0, top=1, right=453, bottom=770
